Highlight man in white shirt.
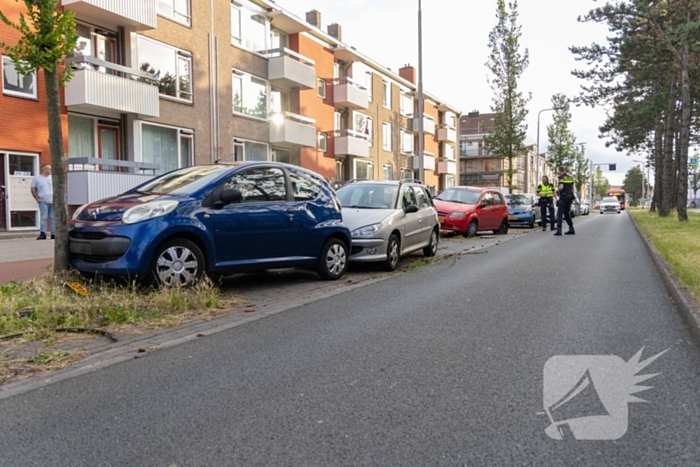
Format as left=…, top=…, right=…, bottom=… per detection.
left=30, top=164, right=54, bottom=240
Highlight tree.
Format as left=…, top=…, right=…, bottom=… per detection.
left=623, top=166, right=645, bottom=206
left=0, top=0, right=78, bottom=273
left=572, top=145, right=591, bottom=197
left=593, top=166, right=611, bottom=199
left=546, top=94, right=578, bottom=174
left=484, top=0, right=531, bottom=193
left=690, top=167, right=700, bottom=204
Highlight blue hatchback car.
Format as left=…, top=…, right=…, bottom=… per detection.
left=69, top=162, right=351, bottom=286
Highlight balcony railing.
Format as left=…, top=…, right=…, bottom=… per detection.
left=65, top=55, right=160, bottom=117
left=333, top=77, right=369, bottom=110
left=437, top=159, right=457, bottom=175
left=437, top=123, right=457, bottom=143
left=410, top=153, right=436, bottom=172
left=62, top=0, right=157, bottom=30
left=68, top=158, right=159, bottom=205
left=270, top=112, right=317, bottom=148
left=333, top=129, right=370, bottom=157
left=260, top=48, right=316, bottom=91
left=411, top=113, right=436, bottom=134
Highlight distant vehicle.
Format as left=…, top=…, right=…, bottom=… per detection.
left=607, top=189, right=626, bottom=210
left=600, top=196, right=621, bottom=214
left=505, top=193, right=540, bottom=228
left=580, top=200, right=591, bottom=215
left=434, top=187, right=509, bottom=237
left=335, top=180, right=439, bottom=271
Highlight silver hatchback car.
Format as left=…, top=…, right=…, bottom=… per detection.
left=335, top=180, right=440, bottom=271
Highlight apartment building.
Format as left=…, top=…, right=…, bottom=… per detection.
left=0, top=0, right=460, bottom=231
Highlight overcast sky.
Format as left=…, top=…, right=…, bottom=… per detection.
left=279, top=0, right=646, bottom=186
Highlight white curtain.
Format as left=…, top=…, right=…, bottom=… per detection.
left=68, top=115, right=95, bottom=159
left=245, top=141, right=268, bottom=161
left=142, top=124, right=179, bottom=174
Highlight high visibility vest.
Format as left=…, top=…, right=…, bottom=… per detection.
left=559, top=174, right=574, bottom=195
left=538, top=183, right=554, bottom=198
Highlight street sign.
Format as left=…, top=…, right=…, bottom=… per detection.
left=691, top=158, right=698, bottom=166
left=609, top=164, right=616, bottom=171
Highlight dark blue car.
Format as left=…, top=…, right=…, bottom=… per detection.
left=69, top=162, right=351, bottom=286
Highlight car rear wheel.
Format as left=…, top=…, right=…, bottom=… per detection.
left=494, top=221, right=509, bottom=235
left=381, top=234, right=401, bottom=271
left=463, top=220, right=478, bottom=238
left=423, top=228, right=439, bottom=257
left=529, top=216, right=535, bottom=229
left=151, top=238, right=204, bottom=288
left=317, top=238, right=348, bottom=280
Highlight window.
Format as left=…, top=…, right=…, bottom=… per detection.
left=68, top=115, right=95, bottom=159
left=289, top=168, right=323, bottom=201
left=445, top=175, right=455, bottom=189
left=400, top=91, right=413, bottom=116
left=222, top=167, right=287, bottom=203
left=272, top=148, right=291, bottom=163
left=413, top=186, right=430, bottom=208
left=232, top=70, right=268, bottom=119
left=158, top=0, right=191, bottom=25
left=74, top=23, right=117, bottom=72
left=493, top=192, right=505, bottom=205
left=270, top=89, right=289, bottom=114
left=401, top=130, right=414, bottom=155
left=446, top=144, right=456, bottom=160
left=318, top=78, right=326, bottom=98
left=354, top=112, right=372, bottom=145
left=383, top=164, right=393, bottom=181
left=141, top=123, right=193, bottom=175
left=354, top=159, right=374, bottom=180
left=382, top=122, right=392, bottom=151
left=335, top=159, right=346, bottom=182
left=353, top=62, right=373, bottom=100
left=482, top=192, right=494, bottom=206
left=233, top=139, right=269, bottom=162
left=137, top=36, right=192, bottom=102
left=401, top=168, right=414, bottom=180
left=318, top=133, right=327, bottom=152
left=402, top=186, right=418, bottom=208
left=231, top=0, right=269, bottom=52
left=270, top=27, right=288, bottom=49
left=382, top=80, right=391, bottom=109
left=2, top=56, right=36, bottom=98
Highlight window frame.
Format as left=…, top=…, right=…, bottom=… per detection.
left=382, top=164, right=393, bottom=181
left=382, top=80, right=391, bottom=109
left=2, top=56, right=37, bottom=99
left=353, top=159, right=374, bottom=180
left=138, top=121, right=194, bottom=174
left=230, top=0, right=271, bottom=53
left=288, top=167, right=324, bottom=201
left=318, top=132, right=327, bottom=152
left=382, top=122, right=392, bottom=151
left=400, top=90, right=413, bottom=117
left=220, top=166, right=288, bottom=204
left=318, top=78, right=326, bottom=99
left=400, top=129, right=414, bottom=155
left=232, top=68, right=269, bottom=120
left=354, top=111, right=373, bottom=146
left=232, top=138, right=270, bottom=162
left=157, top=0, right=192, bottom=27
left=137, top=36, right=193, bottom=103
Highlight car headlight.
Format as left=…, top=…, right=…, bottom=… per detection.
left=448, top=212, right=467, bottom=219
left=72, top=204, right=87, bottom=220
left=351, top=223, right=382, bottom=237
left=122, top=200, right=179, bottom=225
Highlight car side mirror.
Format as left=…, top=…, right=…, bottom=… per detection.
left=404, top=204, right=419, bottom=214
left=219, top=188, right=242, bottom=205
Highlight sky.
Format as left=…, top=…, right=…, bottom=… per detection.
left=277, top=0, right=647, bottom=187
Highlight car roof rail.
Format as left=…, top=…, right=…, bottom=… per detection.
left=399, top=179, right=424, bottom=185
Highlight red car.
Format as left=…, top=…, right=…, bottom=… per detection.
left=434, top=187, right=509, bottom=237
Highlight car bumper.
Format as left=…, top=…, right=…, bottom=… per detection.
left=349, top=237, right=388, bottom=262
left=507, top=212, right=535, bottom=225
left=438, top=215, right=470, bottom=233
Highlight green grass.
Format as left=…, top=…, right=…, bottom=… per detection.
left=0, top=272, right=239, bottom=340
left=630, top=209, right=700, bottom=299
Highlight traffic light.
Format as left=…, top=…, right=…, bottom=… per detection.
left=609, top=164, right=616, bottom=171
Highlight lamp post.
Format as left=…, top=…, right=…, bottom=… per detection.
left=417, top=0, right=424, bottom=184
left=535, top=107, right=563, bottom=192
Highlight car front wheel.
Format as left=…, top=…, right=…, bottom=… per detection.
left=151, top=238, right=205, bottom=288
left=317, top=238, right=348, bottom=280
left=463, top=219, right=478, bottom=238
left=423, top=228, right=439, bottom=257
left=381, top=234, right=401, bottom=271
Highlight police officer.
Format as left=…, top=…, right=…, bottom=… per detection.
left=554, top=166, right=575, bottom=236
left=536, top=175, right=556, bottom=231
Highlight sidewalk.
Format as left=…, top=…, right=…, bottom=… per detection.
left=0, top=237, right=54, bottom=284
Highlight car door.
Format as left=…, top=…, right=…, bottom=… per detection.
left=209, top=166, right=297, bottom=266
left=412, top=186, right=436, bottom=245
left=492, top=192, right=507, bottom=227
left=286, top=167, right=327, bottom=259
left=400, top=185, right=422, bottom=251
left=479, top=192, right=495, bottom=229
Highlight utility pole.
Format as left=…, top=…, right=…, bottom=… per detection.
left=417, top=0, right=424, bottom=184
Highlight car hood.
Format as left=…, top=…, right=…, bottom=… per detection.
left=433, top=199, right=477, bottom=214
left=341, top=208, right=396, bottom=230
left=74, top=192, right=175, bottom=222
left=507, top=204, right=533, bottom=213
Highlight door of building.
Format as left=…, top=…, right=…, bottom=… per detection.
left=98, top=125, right=119, bottom=171
left=4, top=152, right=39, bottom=230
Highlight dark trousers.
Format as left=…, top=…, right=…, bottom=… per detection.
left=540, top=198, right=555, bottom=228
left=557, top=196, right=574, bottom=230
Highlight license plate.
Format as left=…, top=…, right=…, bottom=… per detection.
left=508, top=216, right=518, bottom=221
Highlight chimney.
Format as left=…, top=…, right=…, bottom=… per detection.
left=327, top=23, right=342, bottom=41
left=399, top=64, right=415, bottom=84
left=468, top=110, right=480, bottom=118
left=306, top=10, right=321, bottom=28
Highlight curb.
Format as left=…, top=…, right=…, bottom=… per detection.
left=630, top=213, right=700, bottom=343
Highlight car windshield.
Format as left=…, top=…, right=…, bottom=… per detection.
left=336, top=184, right=399, bottom=209
left=602, top=197, right=619, bottom=203
left=505, top=194, right=533, bottom=206
left=435, top=188, right=481, bottom=205
left=132, top=165, right=229, bottom=195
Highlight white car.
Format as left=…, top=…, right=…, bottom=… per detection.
left=580, top=201, right=591, bottom=215
left=599, top=196, right=621, bottom=214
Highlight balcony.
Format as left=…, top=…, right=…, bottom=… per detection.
left=62, top=0, right=156, bottom=30
left=411, top=113, right=436, bottom=135
left=333, top=77, right=369, bottom=110
left=334, top=130, right=370, bottom=158
left=67, top=158, right=158, bottom=205
left=269, top=112, right=317, bottom=149
left=410, top=153, right=436, bottom=172
left=438, top=159, right=458, bottom=175
left=65, top=56, right=160, bottom=118
left=260, top=48, right=316, bottom=91
left=437, top=124, right=457, bottom=143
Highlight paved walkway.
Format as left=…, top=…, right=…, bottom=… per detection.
left=0, top=237, right=54, bottom=284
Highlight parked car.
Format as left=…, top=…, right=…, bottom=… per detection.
left=580, top=200, right=591, bottom=215
left=504, top=193, right=540, bottom=228
left=433, top=187, right=509, bottom=237
left=69, top=163, right=352, bottom=286
left=599, top=196, right=621, bottom=214
left=334, top=180, right=439, bottom=271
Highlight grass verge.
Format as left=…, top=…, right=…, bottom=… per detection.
left=629, top=209, right=700, bottom=299
left=0, top=272, right=241, bottom=341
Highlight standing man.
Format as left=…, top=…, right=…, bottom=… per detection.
left=30, top=164, right=54, bottom=240
left=536, top=175, right=556, bottom=231
left=554, top=166, right=575, bottom=236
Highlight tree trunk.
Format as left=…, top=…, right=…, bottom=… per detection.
left=677, top=49, right=691, bottom=221
left=45, top=68, right=70, bottom=273
left=672, top=125, right=681, bottom=210
left=651, top=121, right=663, bottom=213
left=660, top=77, right=676, bottom=216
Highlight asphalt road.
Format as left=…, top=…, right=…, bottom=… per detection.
left=2, top=212, right=700, bottom=466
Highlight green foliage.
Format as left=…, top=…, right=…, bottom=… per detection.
left=546, top=94, right=579, bottom=174
left=484, top=0, right=531, bottom=192
left=623, top=166, right=645, bottom=205
left=593, top=166, right=611, bottom=199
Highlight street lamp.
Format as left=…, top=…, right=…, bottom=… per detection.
left=535, top=107, right=563, bottom=191
left=417, top=0, right=424, bottom=184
